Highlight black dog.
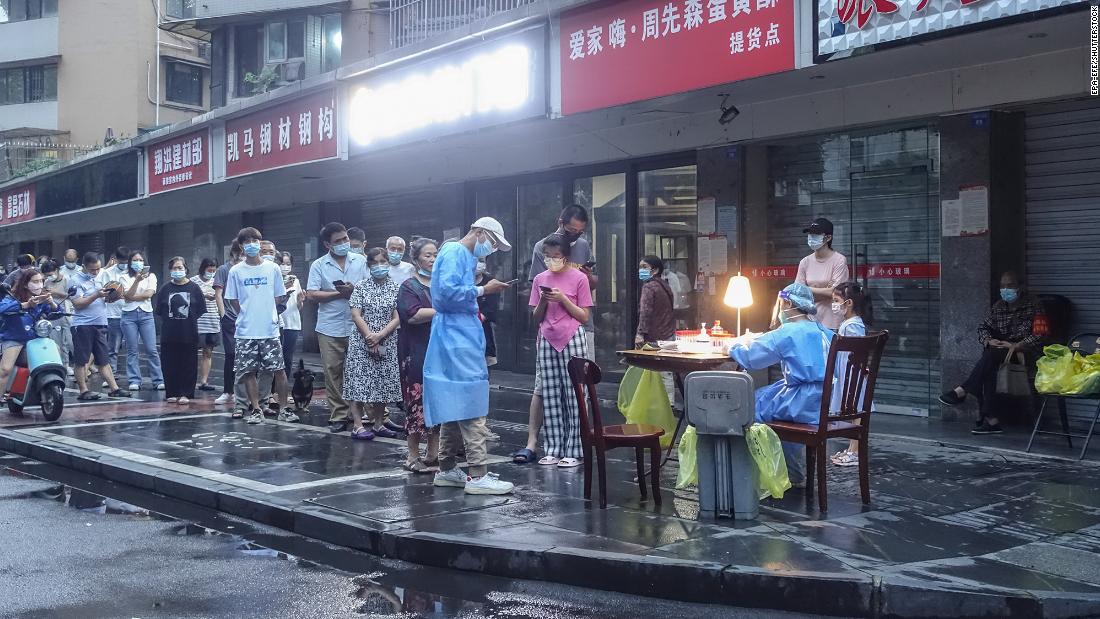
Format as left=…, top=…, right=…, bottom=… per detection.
left=291, top=360, right=315, bottom=413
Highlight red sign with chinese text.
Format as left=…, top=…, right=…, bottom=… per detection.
left=560, top=0, right=795, bottom=115
left=748, top=262, right=940, bottom=280
left=146, top=130, right=210, bottom=195
left=225, top=89, right=338, bottom=179
left=0, top=184, right=35, bottom=226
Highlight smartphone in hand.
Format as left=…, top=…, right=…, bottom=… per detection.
left=539, top=285, right=553, bottom=294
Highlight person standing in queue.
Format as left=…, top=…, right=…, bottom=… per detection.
left=347, top=227, right=367, bottom=255
left=118, top=251, right=165, bottom=391
left=307, top=223, right=368, bottom=433
left=156, top=257, right=206, bottom=405
left=213, top=243, right=242, bottom=406
left=69, top=253, right=130, bottom=401
left=426, top=217, right=514, bottom=495
left=385, top=236, right=417, bottom=286
left=795, top=218, right=849, bottom=331
left=277, top=251, right=304, bottom=375
left=40, top=260, right=74, bottom=373
left=193, top=258, right=221, bottom=392
left=397, top=238, right=440, bottom=473
left=474, top=260, right=500, bottom=367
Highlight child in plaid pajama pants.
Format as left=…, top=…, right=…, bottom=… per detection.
left=529, top=234, right=594, bottom=468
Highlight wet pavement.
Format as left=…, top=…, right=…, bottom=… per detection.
left=0, top=460, right=824, bottom=619
left=2, top=354, right=1100, bottom=617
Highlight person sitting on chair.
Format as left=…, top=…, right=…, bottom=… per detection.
left=939, top=271, right=1041, bottom=435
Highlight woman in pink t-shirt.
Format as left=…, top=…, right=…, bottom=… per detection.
left=529, top=234, right=593, bottom=468
left=795, top=217, right=849, bottom=330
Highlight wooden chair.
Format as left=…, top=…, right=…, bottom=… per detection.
left=568, top=356, right=665, bottom=509
left=765, top=331, right=889, bottom=513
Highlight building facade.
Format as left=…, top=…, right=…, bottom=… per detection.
left=0, top=0, right=1096, bottom=422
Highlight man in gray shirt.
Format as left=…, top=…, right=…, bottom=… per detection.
left=515, top=205, right=597, bottom=463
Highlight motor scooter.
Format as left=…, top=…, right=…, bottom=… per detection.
left=1, top=286, right=67, bottom=421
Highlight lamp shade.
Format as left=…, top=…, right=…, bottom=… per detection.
left=724, top=274, right=753, bottom=309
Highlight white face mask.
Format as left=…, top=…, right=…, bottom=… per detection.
left=831, top=301, right=845, bottom=315
left=280, top=264, right=292, bottom=275
left=28, top=282, right=44, bottom=295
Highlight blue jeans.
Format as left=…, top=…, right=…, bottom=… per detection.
left=120, top=310, right=164, bottom=386
left=107, top=318, right=123, bottom=372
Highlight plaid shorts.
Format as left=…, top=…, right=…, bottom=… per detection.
left=234, top=337, right=284, bottom=375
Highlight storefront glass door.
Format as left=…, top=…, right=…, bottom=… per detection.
left=638, top=165, right=699, bottom=331
left=762, top=126, right=940, bottom=416
left=573, top=173, right=627, bottom=370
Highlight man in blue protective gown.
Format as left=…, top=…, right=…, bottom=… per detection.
left=728, top=283, right=834, bottom=485
left=425, top=217, right=515, bottom=495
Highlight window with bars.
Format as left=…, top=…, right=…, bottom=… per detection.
left=165, top=61, right=203, bottom=106
left=0, top=0, right=57, bottom=23
left=0, top=64, right=57, bottom=105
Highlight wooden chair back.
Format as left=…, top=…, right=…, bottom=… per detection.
left=818, top=331, right=890, bottom=430
left=568, top=356, right=605, bottom=450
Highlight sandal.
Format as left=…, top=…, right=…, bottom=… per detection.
left=232, top=410, right=245, bottom=419
left=511, top=448, right=537, bottom=464
left=537, top=456, right=560, bottom=466
left=557, top=458, right=582, bottom=468
left=77, top=391, right=101, bottom=401
left=403, top=460, right=431, bottom=473
left=832, top=451, right=860, bottom=467
left=422, top=457, right=439, bottom=467
left=351, top=427, right=375, bottom=441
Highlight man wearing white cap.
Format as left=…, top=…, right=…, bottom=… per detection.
left=425, top=217, right=515, bottom=495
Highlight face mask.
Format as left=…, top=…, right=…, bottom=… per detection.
left=332, top=242, right=350, bottom=257
left=202, top=272, right=214, bottom=281
left=170, top=270, right=186, bottom=280
left=560, top=229, right=582, bottom=244
left=243, top=242, right=261, bottom=258
left=65, top=261, right=77, bottom=269
left=387, top=251, right=403, bottom=265
left=117, top=263, right=127, bottom=272
left=418, top=268, right=432, bottom=278
left=280, top=264, right=292, bottom=275
left=130, top=261, right=144, bottom=271
left=546, top=257, right=566, bottom=273
left=1000, top=288, right=1019, bottom=303
left=261, top=254, right=276, bottom=262
left=638, top=268, right=652, bottom=281
left=350, top=246, right=365, bottom=255
left=778, top=309, right=793, bottom=325
left=28, top=282, right=43, bottom=295
left=831, top=301, right=846, bottom=315
left=370, top=265, right=390, bottom=279
left=474, top=238, right=495, bottom=258
left=807, top=234, right=826, bottom=251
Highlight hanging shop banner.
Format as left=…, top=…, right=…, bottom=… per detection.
left=0, top=183, right=35, bottom=226
left=816, top=0, right=1090, bottom=57
left=560, top=0, right=795, bottom=115
left=224, top=89, right=339, bottom=178
left=747, top=262, right=940, bottom=279
left=146, top=129, right=210, bottom=195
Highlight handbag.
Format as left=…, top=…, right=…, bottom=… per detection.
left=996, top=348, right=1031, bottom=396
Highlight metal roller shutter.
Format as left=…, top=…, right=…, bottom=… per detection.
left=261, top=208, right=307, bottom=267
left=1025, top=98, right=1100, bottom=421
left=161, top=220, right=196, bottom=279
left=359, top=189, right=464, bottom=251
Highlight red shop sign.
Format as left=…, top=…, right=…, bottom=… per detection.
left=224, top=89, right=338, bottom=179
left=560, top=0, right=795, bottom=115
left=146, top=129, right=210, bottom=195
left=747, top=262, right=940, bottom=280
left=0, top=183, right=35, bottom=226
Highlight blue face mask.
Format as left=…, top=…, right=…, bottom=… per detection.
left=116, top=263, right=127, bottom=272
left=332, top=242, right=351, bottom=257
left=778, top=309, right=792, bottom=325
left=65, top=261, right=77, bottom=269
left=243, top=243, right=261, bottom=258
left=638, top=268, right=652, bottom=281
left=388, top=251, right=403, bottom=265
left=170, top=270, right=186, bottom=280
left=418, top=268, right=431, bottom=277
left=1000, top=288, right=1019, bottom=303
left=130, top=261, right=144, bottom=271
left=474, top=237, right=495, bottom=258
left=349, top=246, right=364, bottom=255
left=370, top=265, right=390, bottom=279
left=261, top=254, right=276, bottom=262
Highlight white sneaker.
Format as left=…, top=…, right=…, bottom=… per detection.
left=102, top=381, right=109, bottom=389
left=245, top=410, right=264, bottom=425
left=67, top=368, right=74, bottom=377
left=277, top=409, right=300, bottom=423
left=128, top=383, right=140, bottom=391
left=155, top=383, right=165, bottom=391
left=214, top=393, right=232, bottom=405
left=433, top=468, right=468, bottom=488
left=464, top=472, right=514, bottom=495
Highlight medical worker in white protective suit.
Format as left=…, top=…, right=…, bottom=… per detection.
left=424, top=217, right=515, bottom=495
left=728, top=282, right=834, bottom=485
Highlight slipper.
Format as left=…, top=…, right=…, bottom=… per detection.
left=511, top=448, right=537, bottom=464
left=166, top=397, right=179, bottom=404
left=537, top=456, right=560, bottom=466
left=232, top=410, right=244, bottom=419
left=557, top=458, right=582, bottom=468
left=177, top=397, right=189, bottom=405
left=77, top=391, right=101, bottom=401
left=403, top=460, right=431, bottom=473
left=832, top=451, right=860, bottom=467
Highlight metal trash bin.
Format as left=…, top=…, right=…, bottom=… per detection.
left=684, top=370, right=758, bottom=520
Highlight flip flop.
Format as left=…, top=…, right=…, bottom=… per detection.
left=557, top=458, right=582, bottom=469
left=511, top=448, right=537, bottom=464
left=77, top=391, right=101, bottom=401
left=537, top=456, right=560, bottom=466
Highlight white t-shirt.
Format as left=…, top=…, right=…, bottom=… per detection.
left=97, top=266, right=127, bottom=319
left=225, top=261, right=286, bottom=340
left=280, top=277, right=302, bottom=331
left=389, top=261, right=417, bottom=287
left=796, top=251, right=849, bottom=330
left=117, top=272, right=158, bottom=313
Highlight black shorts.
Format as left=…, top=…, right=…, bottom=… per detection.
left=200, top=332, right=220, bottom=348
left=71, top=325, right=110, bottom=367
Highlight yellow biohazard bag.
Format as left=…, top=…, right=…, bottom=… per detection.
left=746, top=423, right=791, bottom=500
left=617, top=367, right=677, bottom=449
left=675, top=426, right=698, bottom=489
left=1064, top=353, right=1100, bottom=396
left=1035, top=345, right=1080, bottom=394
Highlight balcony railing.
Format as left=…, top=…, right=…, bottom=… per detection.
left=389, top=0, right=536, bottom=49
left=0, top=140, right=96, bottom=183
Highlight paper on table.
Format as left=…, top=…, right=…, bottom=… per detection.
left=941, top=199, right=961, bottom=237
left=698, top=198, right=716, bottom=234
